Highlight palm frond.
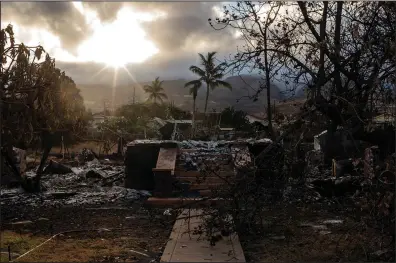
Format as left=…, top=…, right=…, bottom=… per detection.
left=189, top=66, right=206, bottom=77
left=184, top=80, right=202, bottom=88
left=213, top=80, right=232, bottom=90
left=212, top=72, right=224, bottom=80
left=207, top=51, right=217, bottom=63
left=156, top=96, right=164, bottom=104
left=158, top=92, right=168, bottom=99
left=147, top=94, right=155, bottom=102
left=153, top=85, right=165, bottom=92
left=143, top=85, right=153, bottom=92
left=198, top=53, right=206, bottom=64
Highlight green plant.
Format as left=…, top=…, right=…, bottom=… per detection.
left=143, top=77, right=168, bottom=104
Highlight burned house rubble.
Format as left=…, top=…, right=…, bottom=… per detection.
left=2, top=136, right=394, bottom=207
left=1, top=149, right=150, bottom=217
left=1, top=134, right=394, bottom=262
left=124, top=139, right=273, bottom=198
left=1, top=139, right=279, bottom=213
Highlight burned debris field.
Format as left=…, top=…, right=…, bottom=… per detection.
left=1, top=137, right=395, bottom=262
left=1, top=149, right=175, bottom=262
left=1, top=1, right=396, bottom=262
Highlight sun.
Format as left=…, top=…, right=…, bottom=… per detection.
left=74, top=5, right=160, bottom=68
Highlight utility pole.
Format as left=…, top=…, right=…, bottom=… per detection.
left=103, top=99, right=110, bottom=117
left=133, top=86, right=136, bottom=104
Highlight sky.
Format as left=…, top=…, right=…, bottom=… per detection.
left=1, top=1, right=244, bottom=85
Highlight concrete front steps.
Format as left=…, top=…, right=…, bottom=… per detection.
left=160, top=209, right=246, bottom=263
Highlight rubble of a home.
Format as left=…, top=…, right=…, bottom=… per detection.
left=1, top=135, right=394, bottom=219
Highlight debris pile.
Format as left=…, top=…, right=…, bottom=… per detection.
left=1, top=155, right=150, bottom=212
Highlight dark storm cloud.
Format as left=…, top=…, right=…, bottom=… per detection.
left=1, top=2, right=90, bottom=55
left=139, top=2, right=236, bottom=52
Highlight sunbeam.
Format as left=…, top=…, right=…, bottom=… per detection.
left=121, top=66, right=144, bottom=92
left=90, top=65, right=110, bottom=81
left=111, top=67, right=118, bottom=112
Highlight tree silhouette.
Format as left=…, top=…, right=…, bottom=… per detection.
left=1, top=24, right=88, bottom=148
left=184, top=80, right=202, bottom=136
left=187, top=52, right=232, bottom=115
left=143, top=77, right=168, bottom=104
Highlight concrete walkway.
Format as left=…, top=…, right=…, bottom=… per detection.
left=161, top=209, right=246, bottom=262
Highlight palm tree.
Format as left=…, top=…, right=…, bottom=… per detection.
left=184, top=81, right=202, bottom=137
left=187, top=52, right=232, bottom=115
left=143, top=77, right=168, bottom=104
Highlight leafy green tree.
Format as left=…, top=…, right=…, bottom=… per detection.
left=143, top=77, right=168, bottom=104
left=187, top=52, right=232, bottom=115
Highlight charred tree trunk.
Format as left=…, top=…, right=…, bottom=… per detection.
left=264, top=28, right=274, bottom=139
left=334, top=1, right=343, bottom=103
left=23, top=130, right=54, bottom=192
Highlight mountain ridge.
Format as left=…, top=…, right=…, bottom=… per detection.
left=78, top=75, right=305, bottom=113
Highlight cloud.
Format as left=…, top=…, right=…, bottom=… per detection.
left=1, top=2, right=90, bottom=55
left=81, top=2, right=125, bottom=22
left=1, top=2, right=243, bottom=84
left=80, top=2, right=237, bottom=54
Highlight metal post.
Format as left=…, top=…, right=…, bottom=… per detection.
left=8, top=245, right=11, bottom=261
left=133, top=86, right=136, bottom=104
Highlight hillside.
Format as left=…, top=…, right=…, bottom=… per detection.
left=78, top=75, right=305, bottom=114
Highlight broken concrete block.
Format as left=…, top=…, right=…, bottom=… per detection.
left=43, top=160, right=72, bottom=174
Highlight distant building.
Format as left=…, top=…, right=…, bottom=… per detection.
left=89, top=112, right=123, bottom=130
left=148, top=117, right=203, bottom=140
